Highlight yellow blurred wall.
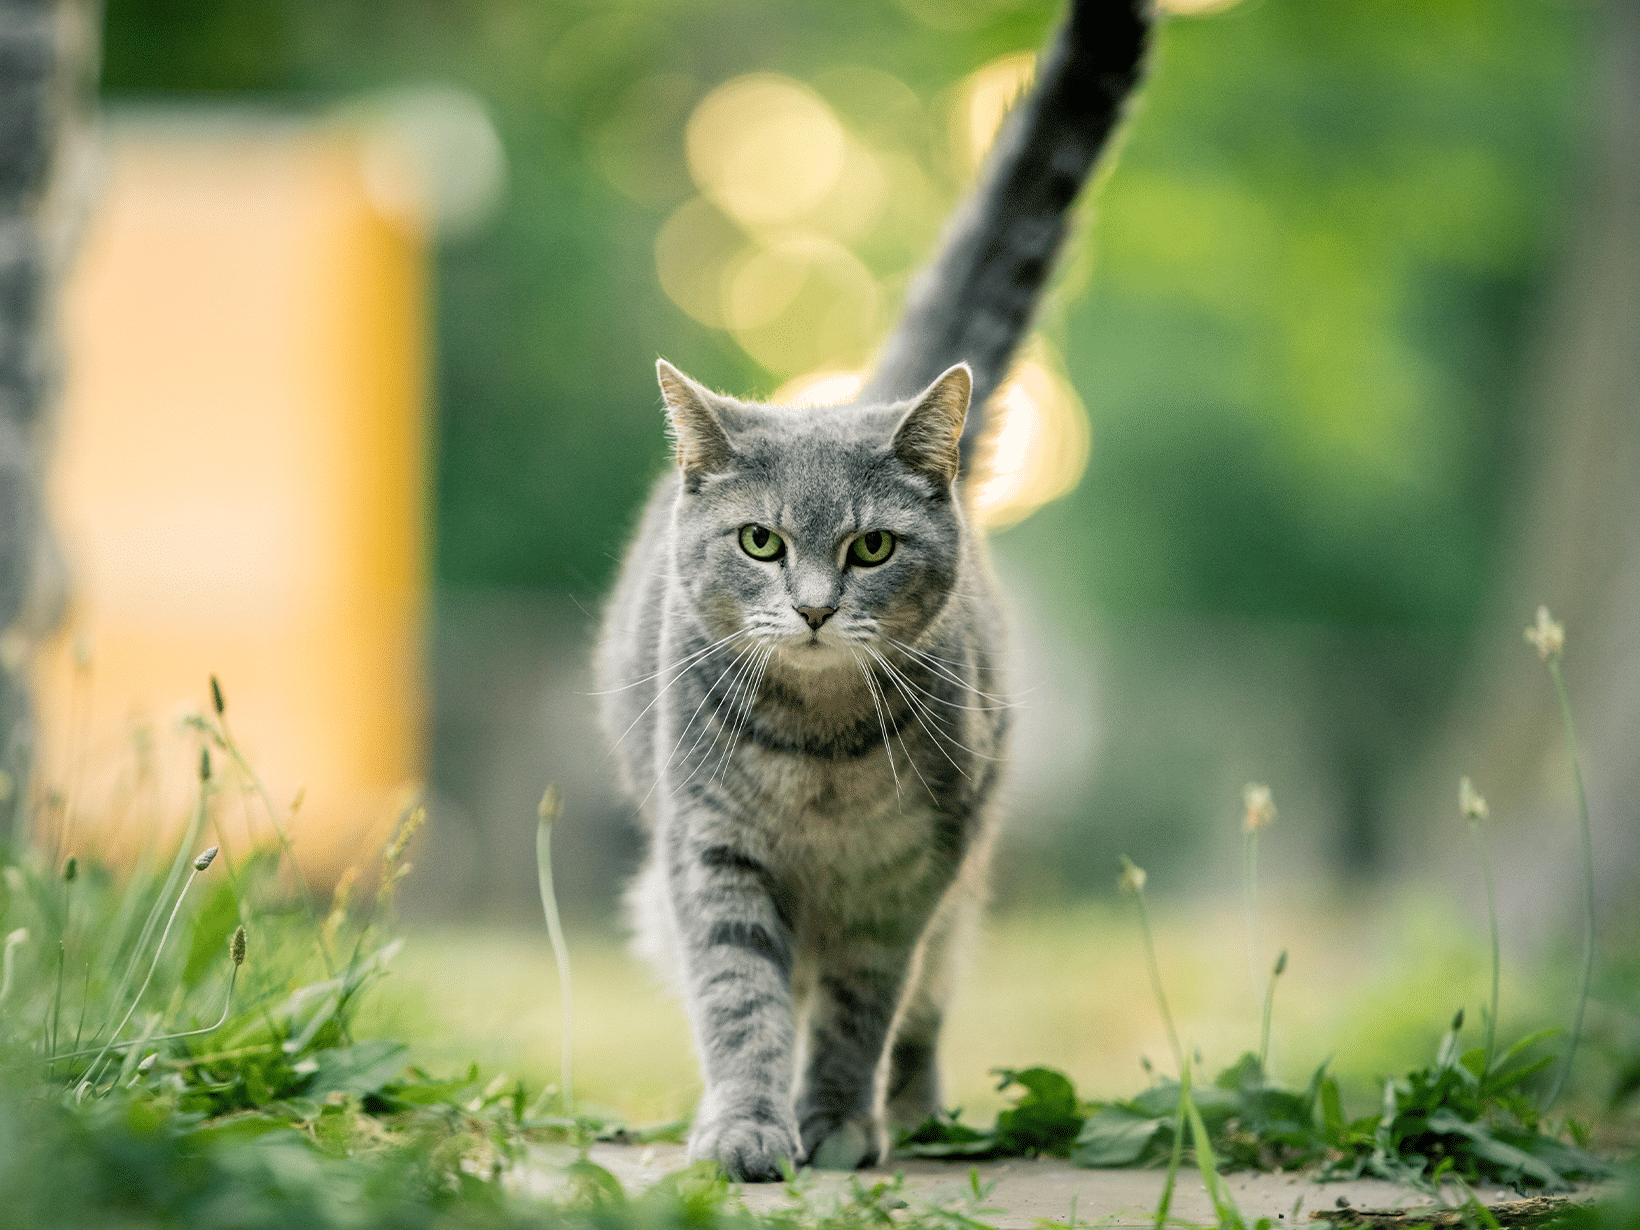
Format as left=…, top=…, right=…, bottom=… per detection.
left=36, top=119, right=427, bottom=877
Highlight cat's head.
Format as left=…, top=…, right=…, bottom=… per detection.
left=657, top=359, right=972, bottom=670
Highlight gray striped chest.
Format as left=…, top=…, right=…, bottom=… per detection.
left=724, top=739, right=944, bottom=927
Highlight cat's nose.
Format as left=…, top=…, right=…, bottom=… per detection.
left=795, top=606, right=836, bottom=631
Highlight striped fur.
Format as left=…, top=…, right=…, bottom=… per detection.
left=596, top=0, right=1150, bottom=1181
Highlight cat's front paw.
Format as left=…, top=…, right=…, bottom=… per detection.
left=688, top=1100, right=800, bottom=1182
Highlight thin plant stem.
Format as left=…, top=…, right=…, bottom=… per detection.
left=81, top=855, right=210, bottom=1084
left=1153, top=1072, right=1187, bottom=1230
left=49, top=941, right=64, bottom=1061
left=1242, top=828, right=1260, bottom=1001
left=197, top=679, right=328, bottom=972
left=71, top=961, right=90, bottom=1053
left=1468, top=823, right=1500, bottom=1078
left=213, top=716, right=330, bottom=973
left=208, top=802, right=242, bottom=896
left=536, top=791, right=573, bottom=1117
left=56, top=966, right=239, bottom=1059
left=1123, top=862, right=1184, bottom=1075
left=99, top=786, right=206, bottom=1042
left=56, top=642, right=93, bottom=866
left=50, top=864, right=72, bottom=1058
left=1543, top=658, right=1594, bottom=1112
left=1259, top=949, right=1287, bottom=1078
left=1182, top=1058, right=1247, bottom=1230
left=330, top=807, right=423, bottom=1052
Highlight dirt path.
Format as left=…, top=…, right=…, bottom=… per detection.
left=510, top=1144, right=1604, bottom=1228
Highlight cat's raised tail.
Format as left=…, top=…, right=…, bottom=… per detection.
left=856, top=0, right=1152, bottom=468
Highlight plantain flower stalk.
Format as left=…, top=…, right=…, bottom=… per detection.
left=100, top=760, right=213, bottom=1046
left=1523, top=605, right=1564, bottom=661
left=1259, top=949, right=1287, bottom=1078
left=1460, top=777, right=1500, bottom=1077
left=1119, top=855, right=1183, bottom=1076
left=535, top=785, right=574, bottom=1117
left=204, top=675, right=327, bottom=971
left=1527, top=608, right=1595, bottom=1112
left=374, top=805, right=425, bottom=914
left=1241, top=783, right=1276, bottom=1015
left=81, top=847, right=218, bottom=1083
left=60, top=925, right=248, bottom=1058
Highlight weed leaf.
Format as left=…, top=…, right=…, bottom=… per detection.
left=303, top=1039, right=410, bottom=1099
left=1072, top=1106, right=1165, bottom=1166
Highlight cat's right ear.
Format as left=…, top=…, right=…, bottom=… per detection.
left=892, top=363, right=971, bottom=490
left=657, top=359, right=734, bottom=485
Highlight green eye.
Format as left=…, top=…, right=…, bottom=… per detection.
left=849, top=530, right=895, bottom=566
left=739, top=524, right=785, bottom=560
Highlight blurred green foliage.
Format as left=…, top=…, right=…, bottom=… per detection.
left=101, top=0, right=1590, bottom=612
left=1031, top=1, right=1584, bottom=630
left=101, top=0, right=1596, bottom=881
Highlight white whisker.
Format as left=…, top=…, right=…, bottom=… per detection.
left=850, top=647, right=902, bottom=806
left=893, top=726, right=936, bottom=801
left=608, top=632, right=743, bottom=756
left=712, top=642, right=776, bottom=786
left=677, top=640, right=766, bottom=797
left=873, top=653, right=1014, bottom=714
left=874, top=647, right=1005, bottom=765
left=641, top=639, right=761, bottom=810
left=885, top=636, right=1015, bottom=706
left=586, top=629, right=739, bottom=695
left=865, top=646, right=979, bottom=777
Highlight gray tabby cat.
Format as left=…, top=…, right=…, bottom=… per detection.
left=596, top=0, right=1150, bottom=1182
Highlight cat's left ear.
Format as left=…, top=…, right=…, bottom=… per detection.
left=657, top=359, right=734, bottom=486
left=891, top=363, right=971, bottom=489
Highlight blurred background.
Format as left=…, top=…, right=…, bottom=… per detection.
left=9, top=0, right=1639, bottom=1124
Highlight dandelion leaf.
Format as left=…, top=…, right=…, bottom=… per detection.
left=1071, top=1107, right=1167, bottom=1167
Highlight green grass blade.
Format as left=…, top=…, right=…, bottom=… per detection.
left=1181, top=1061, right=1245, bottom=1230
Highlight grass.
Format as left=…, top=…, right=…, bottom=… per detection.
left=1, top=606, right=1631, bottom=1228
left=0, top=840, right=1625, bottom=1228
left=366, top=892, right=1586, bottom=1133
left=888, top=607, right=1620, bottom=1217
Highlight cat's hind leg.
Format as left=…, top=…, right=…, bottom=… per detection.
left=793, top=946, right=919, bottom=1170
left=883, top=884, right=982, bottom=1134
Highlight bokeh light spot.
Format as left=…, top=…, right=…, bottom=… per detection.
left=972, top=347, right=1090, bottom=529
left=726, top=235, right=878, bottom=376
left=687, top=74, right=847, bottom=229
left=771, top=368, right=864, bottom=408
left=1156, top=0, right=1245, bottom=14
left=654, top=196, right=746, bottom=328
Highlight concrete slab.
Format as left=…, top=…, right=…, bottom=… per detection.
left=512, top=1143, right=1601, bottom=1228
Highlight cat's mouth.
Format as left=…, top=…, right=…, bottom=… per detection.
left=778, top=631, right=855, bottom=671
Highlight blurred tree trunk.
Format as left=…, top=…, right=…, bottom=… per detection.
left=1426, top=0, right=1640, bottom=929
left=0, top=0, right=98, bottom=842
